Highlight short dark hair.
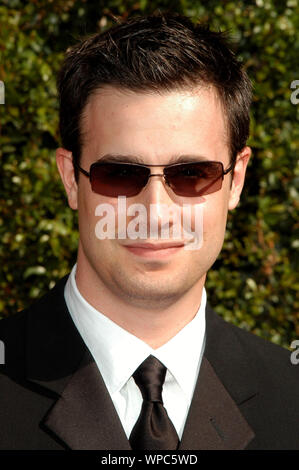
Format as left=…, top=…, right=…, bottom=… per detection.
left=57, top=12, right=252, bottom=179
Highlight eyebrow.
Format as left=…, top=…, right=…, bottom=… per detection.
left=95, top=153, right=210, bottom=165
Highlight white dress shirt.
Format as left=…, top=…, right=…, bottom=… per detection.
left=64, top=264, right=206, bottom=440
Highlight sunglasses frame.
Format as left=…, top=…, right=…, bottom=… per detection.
left=73, top=159, right=235, bottom=197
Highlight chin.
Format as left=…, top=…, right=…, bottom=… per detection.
left=109, top=269, right=200, bottom=306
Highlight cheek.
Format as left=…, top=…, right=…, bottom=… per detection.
left=201, top=196, right=229, bottom=242
left=78, top=188, right=106, bottom=243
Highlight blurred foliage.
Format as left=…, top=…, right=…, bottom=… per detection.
left=0, top=0, right=298, bottom=348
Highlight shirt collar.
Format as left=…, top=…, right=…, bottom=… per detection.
left=65, top=264, right=206, bottom=403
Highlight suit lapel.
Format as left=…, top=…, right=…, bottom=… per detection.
left=26, top=276, right=130, bottom=450
left=179, top=304, right=258, bottom=450
left=41, top=351, right=131, bottom=450
left=179, top=357, right=255, bottom=449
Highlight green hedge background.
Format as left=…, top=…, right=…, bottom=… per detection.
left=0, top=0, right=298, bottom=348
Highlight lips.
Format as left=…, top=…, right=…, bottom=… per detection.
left=122, top=241, right=185, bottom=259
left=123, top=242, right=185, bottom=250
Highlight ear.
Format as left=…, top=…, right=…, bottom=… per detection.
left=228, top=146, right=251, bottom=210
left=56, top=147, right=78, bottom=210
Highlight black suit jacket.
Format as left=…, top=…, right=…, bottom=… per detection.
left=0, top=275, right=298, bottom=450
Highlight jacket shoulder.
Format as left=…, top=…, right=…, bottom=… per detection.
left=0, top=275, right=70, bottom=377
left=206, top=304, right=299, bottom=389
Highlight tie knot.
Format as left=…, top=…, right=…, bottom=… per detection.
left=132, top=355, right=166, bottom=403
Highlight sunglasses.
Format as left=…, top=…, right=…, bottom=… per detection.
left=74, top=159, right=234, bottom=197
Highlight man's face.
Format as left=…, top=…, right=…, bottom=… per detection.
left=57, top=86, right=250, bottom=309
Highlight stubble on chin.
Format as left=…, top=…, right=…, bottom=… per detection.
left=97, top=257, right=204, bottom=310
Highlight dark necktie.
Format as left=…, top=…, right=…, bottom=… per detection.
left=129, top=355, right=179, bottom=450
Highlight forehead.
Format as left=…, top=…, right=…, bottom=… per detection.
left=80, top=85, right=229, bottom=163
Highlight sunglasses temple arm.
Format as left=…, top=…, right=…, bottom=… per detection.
left=73, top=160, right=90, bottom=178
left=223, top=162, right=235, bottom=175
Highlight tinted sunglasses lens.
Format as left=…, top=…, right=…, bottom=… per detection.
left=165, top=162, right=224, bottom=196
left=90, top=163, right=150, bottom=197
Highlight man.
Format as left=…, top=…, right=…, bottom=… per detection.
left=0, top=13, right=298, bottom=450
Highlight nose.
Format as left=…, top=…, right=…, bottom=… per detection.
left=141, top=171, right=172, bottom=206
left=136, top=171, right=181, bottom=239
